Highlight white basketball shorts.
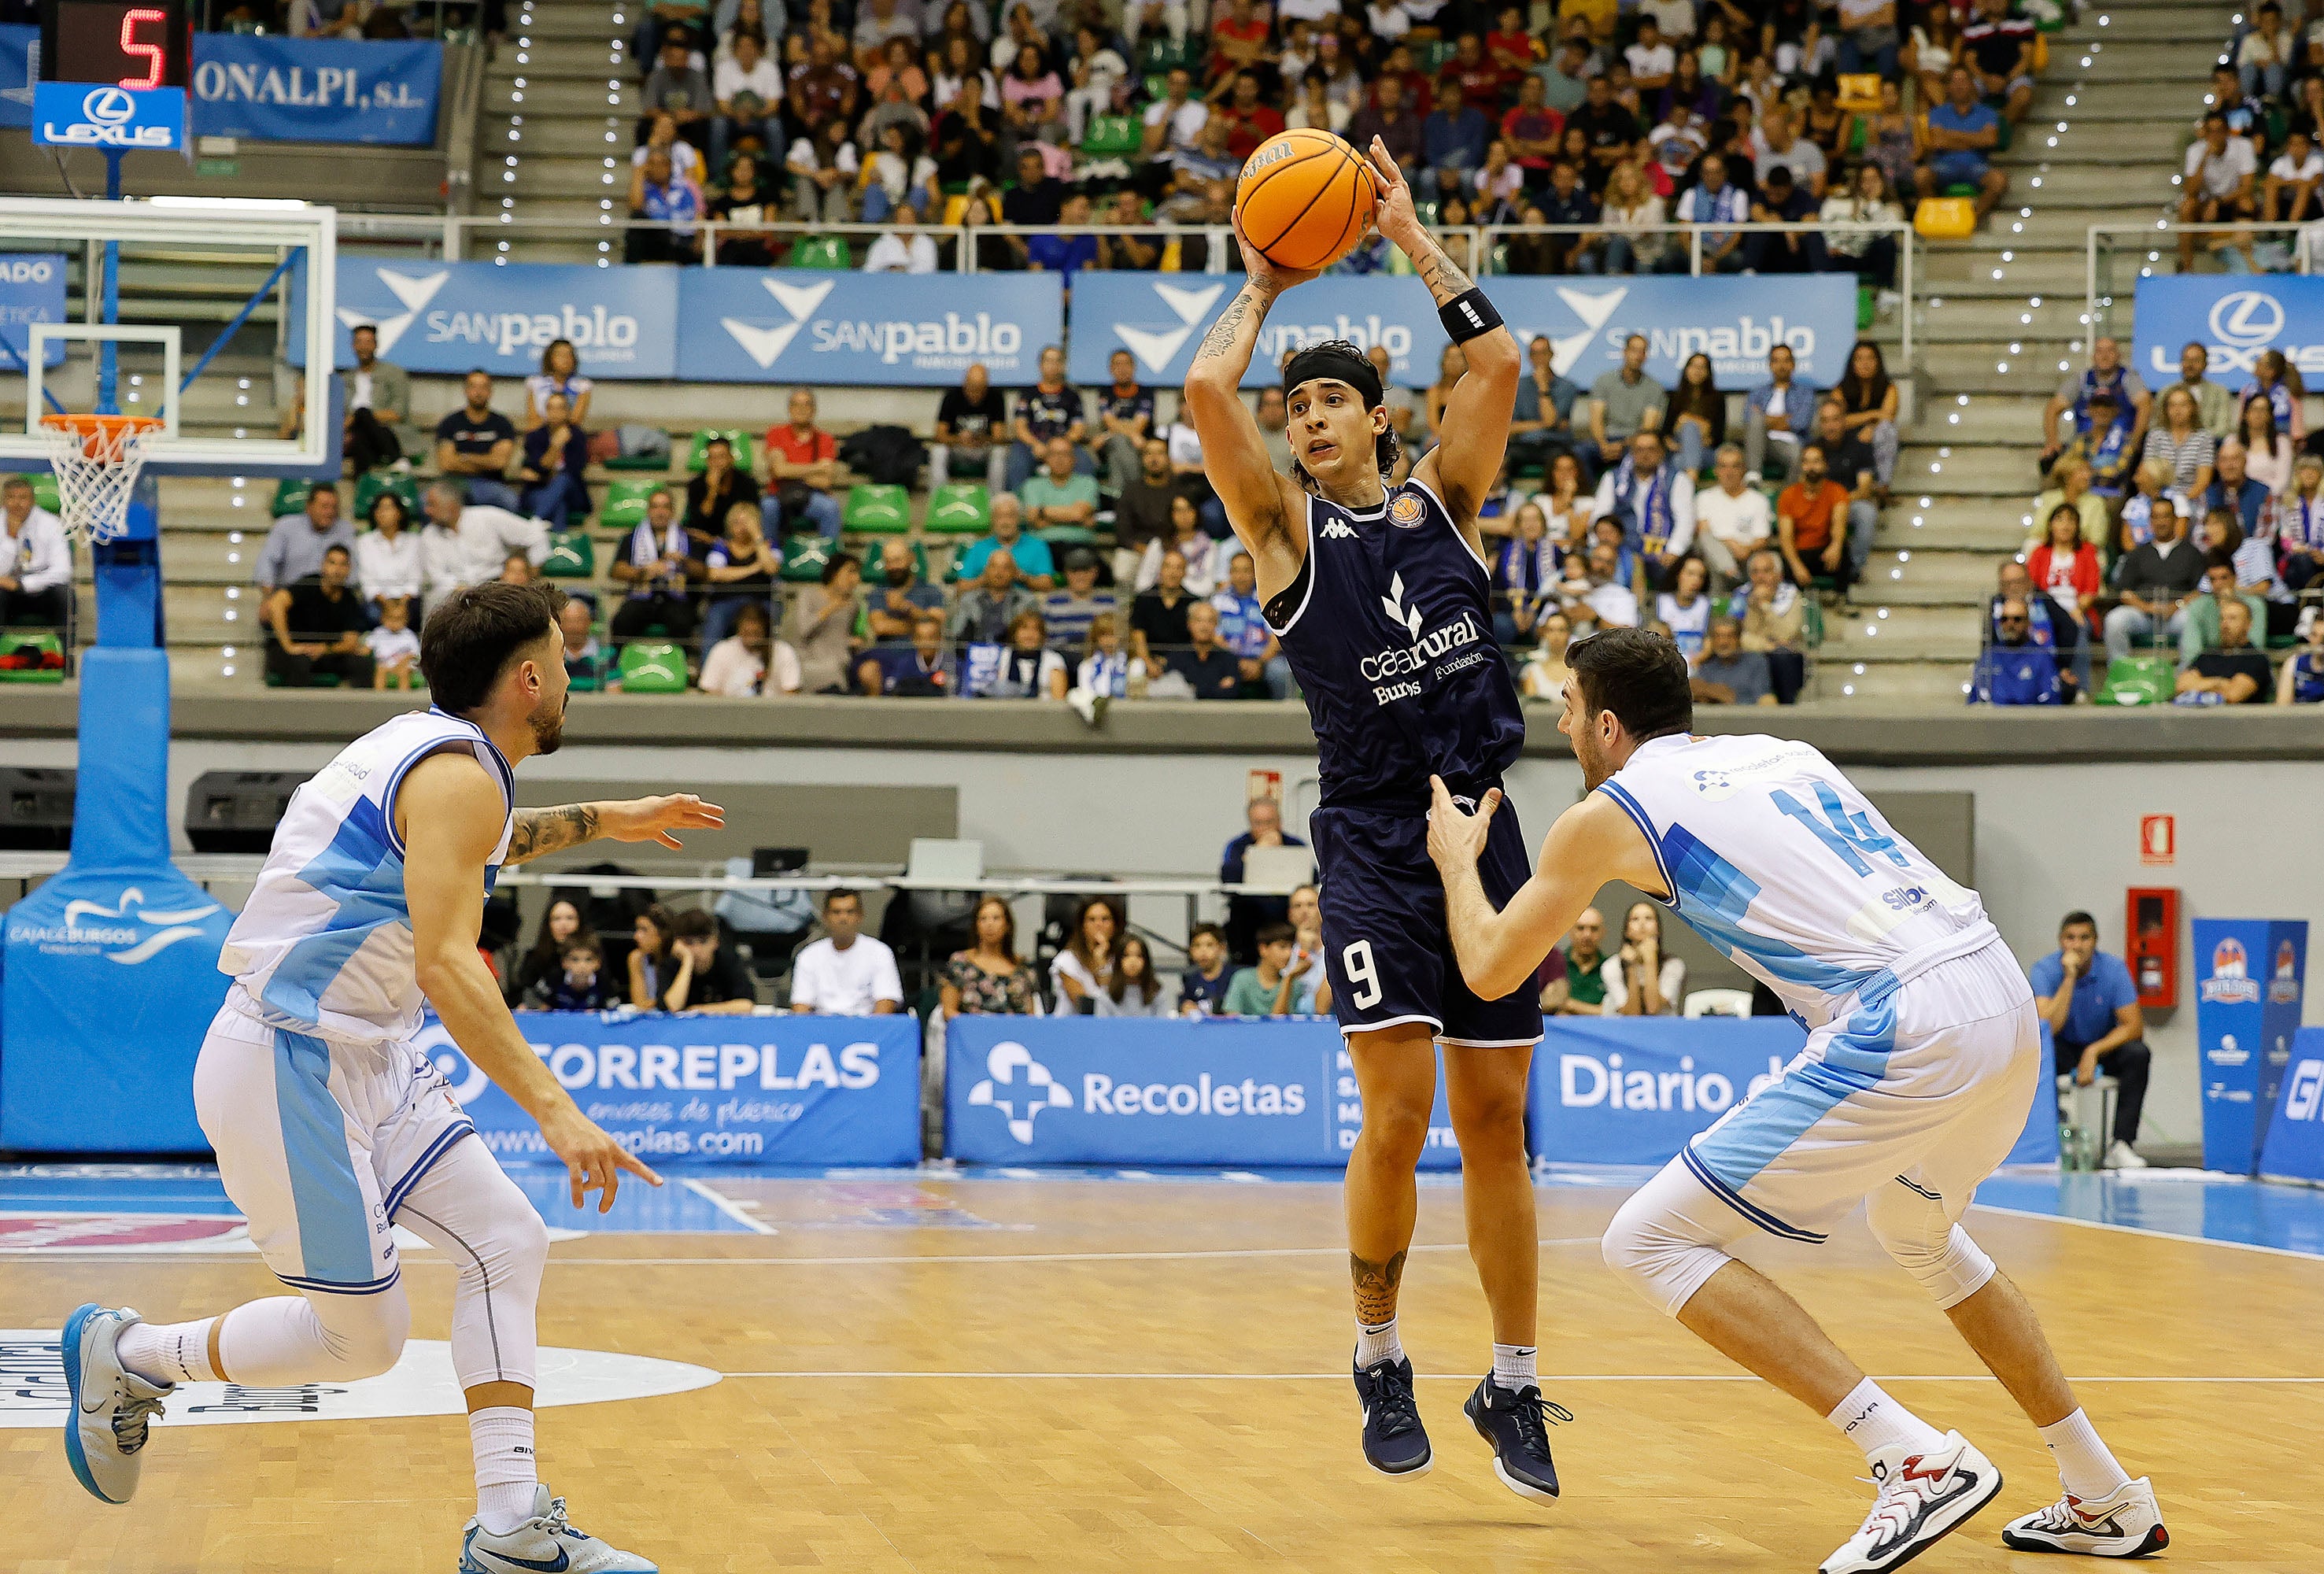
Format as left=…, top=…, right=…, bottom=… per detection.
left=194, top=994, right=475, bottom=1295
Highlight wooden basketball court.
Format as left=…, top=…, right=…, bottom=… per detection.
left=6, top=1173, right=2316, bottom=1572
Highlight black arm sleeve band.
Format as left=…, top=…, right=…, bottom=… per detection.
left=1440, top=287, right=1503, bottom=345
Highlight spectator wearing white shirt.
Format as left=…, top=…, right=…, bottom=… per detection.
left=699, top=601, right=804, bottom=696
left=353, top=491, right=426, bottom=622
left=1624, top=17, right=1675, bottom=91
left=2264, top=127, right=2324, bottom=223
left=789, top=889, right=905, bottom=1014
left=1599, top=900, right=1687, bottom=1014
left=1049, top=894, right=1121, bottom=1012
left=2178, top=112, right=2259, bottom=272
left=633, top=111, right=707, bottom=190
left=255, top=485, right=357, bottom=595
left=710, top=24, right=783, bottom=171
left=1560, top=537, right=1641, bottom=631
left=0, top=474, right=72, bottom=629
left=364, top=596, right=422, bottom=690
left=421, top=479, right=549, bottom=593
left=864, top=204, right=940, bottom=271
left=1692, top=443, right=1772, bottom=589
left=1137, top=494, right=1223, bottom=595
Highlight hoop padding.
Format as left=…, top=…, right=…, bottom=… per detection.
left=38, top=415, right=167, bottom=545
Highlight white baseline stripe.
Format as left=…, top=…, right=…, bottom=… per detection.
left=679, top=1178, right=779, bottom=1236
left=12, top=1236, right=1608, bottom=1267
left=714, top=1372, right=2324, bottom=1384
left=1969, top=1203, right=2324, bottom=1264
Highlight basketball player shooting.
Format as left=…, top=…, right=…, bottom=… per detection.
left=61, top=581, right=722, bottom=1574
left=1183, top=139, right=1565, bottom=1500
left=1426, top=628, right=2167, bottom=1573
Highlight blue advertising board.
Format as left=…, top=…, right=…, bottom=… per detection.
left=417, top=1011, right=921, bottom=1167
left=0, top=25, right=32, bottom=131
left=2258, top=1027, right=2324, bottom=1184
left=678, top=269, right=1062, bottom=386
left=1068, top=273, right=1857, bottom=390
left=1528, top=1016, right=2060, bottom=1169
left=295, top=254, right=682, bottom=379
left=32, top=82, right=186, bottom=153
left=0, top=253, right=68, bottom=371
left=192, top=35, right=442, bottom=146
left=2130, top=275, right=2324, bottom=390
left=2194, top=918, right=2307, bottom=1173
left=944, top=1016, right=1461, bottom=1168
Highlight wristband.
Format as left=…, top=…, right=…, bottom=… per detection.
left=1440, top=287, right=1503, bottom=345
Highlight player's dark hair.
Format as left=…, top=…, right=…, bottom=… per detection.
left=2060, top=911, right=2097, bottom=934
left=419, top=579, right=566, bottom=715
left=562, top=936, right=603, bottom=962
left=1188, top=921, right=1227, bottom=946
left=1256, top=921, right=1297, bottom=948
left=672, top=909, right=719, bottom=941
left=1567, top=626, right=1692, bottom=743
left=823, top=886, right=863, bottom=913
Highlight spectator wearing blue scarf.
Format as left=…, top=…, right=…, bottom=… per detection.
left=2198, top=438, right=2270, bottom=542
left=1491, top=501, right=1563, bottom=644
left=2054, top=388, right=2137, bottom=499
left=1591, top=430, right=1696, bottom=584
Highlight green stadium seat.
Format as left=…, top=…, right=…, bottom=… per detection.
left=31, top=474, right=61, bottom=514
left=617, top=641, right=689, bottom=693
left=0, top=627, right=66, bottom=682
left=1082, top=114, right=1143, bottom=157
left=269, top=478, right=312, bottom=517
left=540, top=530, right=596, bottom=578
left=1143, top=72, right=1169, bottom=103
left=844, top=483, right=911, bottom=534
left=923, top=482, right=991, bottom=534
left=1417, top=39, right=1455, bottom=73
left=1413, top=199, right=1440, bottom=227
left=788, top=235, right=853, bottom=269
left=685, top=429, right=756, bottom=474
left=1942, top=182, right=1979, bottom=198
left=600, top=478, right=662, bottom=529
left=353, top=470, right=419, bottom=523
left=600, top=443, right=670, bottom=472
left=1036, top=525, right=1099, bottom=549
left=2097, top=656, right=2173, bottom=707
left=263, top=668, right=342, bottom=689
left=781, top=534, right=835, bottom=582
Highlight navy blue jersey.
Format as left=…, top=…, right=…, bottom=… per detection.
left=1264, top=478, right=1527, bottom=811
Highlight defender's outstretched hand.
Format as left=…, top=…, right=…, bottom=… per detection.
left=1427, top=775, right=1502, bottom=872
left=600, top=793, right=726, bottom=852
left=1364, top=136, right=1425, bottom=254
left=1233, top=207, right=1325, bottom=300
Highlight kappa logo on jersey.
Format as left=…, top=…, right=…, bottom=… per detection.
left=2202, top=937, right=2262, bottom=1004
left=1388, top=493, right=1428, bottom=529
left=966, top=1041, right=1073, bottom=1144
left=1319, top=519, right=1358, bottom=540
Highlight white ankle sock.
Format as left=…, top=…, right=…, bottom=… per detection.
left=1354, top=1317, right=1403, bottom=1369
left=116, top=1318, right=218, bottom=1386
left=2038, top=1409, right=2131, bottom=1499
left=1826, top=1378, right=1945, bottom=1461
left=469, top=1407, right=540, bottom=1535
left=1491, top=1343, right=1538, bottom=1391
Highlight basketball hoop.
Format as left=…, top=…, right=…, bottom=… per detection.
left=37, top=413, right=168, bottom=546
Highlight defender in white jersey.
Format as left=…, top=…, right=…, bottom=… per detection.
left=1427, top=630, right=2167, bottom=1574
left=60, top=581, right=723, bottom=1574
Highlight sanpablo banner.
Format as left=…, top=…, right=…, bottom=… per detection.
left=294, top=255, right=681, bottom=377
left=677, top=268, right=1062, bottom=386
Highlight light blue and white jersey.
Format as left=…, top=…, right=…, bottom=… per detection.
left=220, top=708, right=515, bottom=1045
left=1599, top=733, right=1997, bottom=1029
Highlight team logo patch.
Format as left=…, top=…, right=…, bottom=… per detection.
left=2201, top=937, right=2261, bottom=1004
left=1389, top=493, right=1427, bottom=528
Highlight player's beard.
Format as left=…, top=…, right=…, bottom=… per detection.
left=527, top=690, right=567, bottom=755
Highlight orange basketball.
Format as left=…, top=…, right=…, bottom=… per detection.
left=1235, top=130, right=1382, bottom=273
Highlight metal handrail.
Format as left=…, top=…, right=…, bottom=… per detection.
left=2083, top=219, right=2318, bottom=344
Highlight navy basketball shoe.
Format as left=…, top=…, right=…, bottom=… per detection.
left=1464, top=1376, right=1568, bottom=1502
left=1352, top=1354, right=1432, bottom=1476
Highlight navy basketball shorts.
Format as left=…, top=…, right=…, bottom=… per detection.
left=1309, top=795, right=1544, bottom=1047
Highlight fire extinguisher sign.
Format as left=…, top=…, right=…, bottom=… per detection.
left=2141, top=815, right=2175, bottom=866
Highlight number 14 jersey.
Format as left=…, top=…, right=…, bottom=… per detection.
left=1599, top=733, right=1998, bottom=1029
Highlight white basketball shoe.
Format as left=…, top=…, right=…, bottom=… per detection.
left=61, top=1303, right=174, bottom=1506
left=2001, top=1478, right=2170, bottom=1557
left=458, top=1485, right=658, bottom=1573
left=1820, top=1431, right=2004, bottom=1574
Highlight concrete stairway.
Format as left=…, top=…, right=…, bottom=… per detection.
left=480, top=0, right=638, bottom=264
left=1835, top=0, right=2228, bottom=704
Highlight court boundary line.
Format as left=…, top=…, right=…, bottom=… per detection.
left=679, top=1177, right=779, bottom=1236
left=3, top=1238, right=1608, bottom=1267
left=1969, top=1202, right=2324, bottom=1263
left=711, top=1371, right=2324, bottom=1383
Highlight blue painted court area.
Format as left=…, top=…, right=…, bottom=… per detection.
left=6, top=1162, right=2324, bottom=1257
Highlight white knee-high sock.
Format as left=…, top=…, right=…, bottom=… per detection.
left=470, top=1407, right=540, bottom=1535
left=1827, top=1378, right=1945, bottom=1461
left=116, top=1318, right=219, bottom=1386
left=2038, top=1409, right=2132, bottom=1499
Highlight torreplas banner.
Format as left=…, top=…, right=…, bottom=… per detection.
left=1069, top=272, right=1856, bottom=390
left=676, top=268, right=1062, bottom=386
left=418, top=1011, right=920, bottom=1167
left=944, top=1016, right=1463, bottom=1168
left=293, top=254, right=682, bottom=377
left=192, top=35, right=442, bottom=145
left=2131, top=275, right=2324, bottom=390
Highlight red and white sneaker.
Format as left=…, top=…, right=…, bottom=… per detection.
left=2001, top=1478, right=2168, bottom=1557
left=1819, top=1431, right=2004, bottom=1574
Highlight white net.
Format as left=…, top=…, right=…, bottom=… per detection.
left=38, top=415, right=166, bottom=546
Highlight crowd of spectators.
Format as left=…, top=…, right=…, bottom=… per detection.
left=2174, top=7, right=2324, bottom=272
left=1978, top=333, right=2324, bottom=704
left=608, top=0, right=2026, bottom=275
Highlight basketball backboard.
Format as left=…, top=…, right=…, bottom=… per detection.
left=0, top=195, right=336, bottom=477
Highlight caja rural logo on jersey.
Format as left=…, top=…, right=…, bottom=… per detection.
left=1359, top=571, right=1483, bottom=704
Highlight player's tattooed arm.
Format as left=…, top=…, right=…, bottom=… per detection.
left=504, top=804, right=600, bottom=865
left=1190, top=283, right=1268, bottom=366
left=1351, top=1248, right=1409, bottom=1325
left=1405, top=233, right=1477, bottom=309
